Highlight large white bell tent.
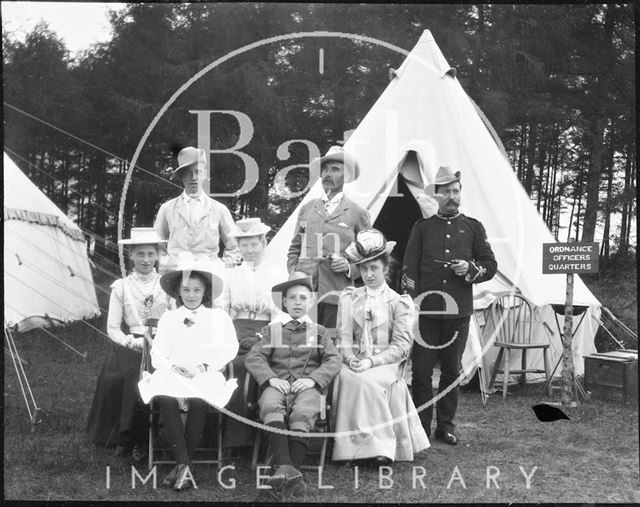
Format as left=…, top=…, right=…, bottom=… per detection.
left=263, top=30, right=600, bottom=390
left=4, top=152, right=100, bottom=332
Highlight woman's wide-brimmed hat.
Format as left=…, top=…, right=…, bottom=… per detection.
left=425, top=166, right=461, bottom=197
left=271, top=271, right=314, bottom=307
left=159, top=252, right=223, bottom=300
left=118, top=227, right=168, bottom=246
left=345, top=228, right=396, bottom=265
left=235, top=217, right=271, bottom=238
left=170, top=146, right=206, bottom=182
left=311, top=145, right=360, bottom=182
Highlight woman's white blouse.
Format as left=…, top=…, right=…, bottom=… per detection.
left=107, top=273, right=173, bottom=347
left=217, top=261, right=286, bottom=318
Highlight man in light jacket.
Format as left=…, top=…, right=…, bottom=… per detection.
left=154, top=147, right=241, bottom=272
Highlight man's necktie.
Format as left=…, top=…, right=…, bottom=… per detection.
left=289, top=320, right=301, bottom=330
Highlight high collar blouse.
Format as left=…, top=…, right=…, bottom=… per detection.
left=107, top=270, right=174, bottom=347
left=217, top=260, right=287, bottom=319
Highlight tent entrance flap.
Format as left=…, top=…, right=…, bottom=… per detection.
left=373, top=174, right=422, bottom=264
left=372, top=151, right=426, bottom=291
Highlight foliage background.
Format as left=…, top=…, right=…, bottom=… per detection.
left=3, top=3, right=636, bottom=261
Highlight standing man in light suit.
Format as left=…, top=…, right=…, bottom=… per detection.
left=287, top=146, right=371, bottom=328
left=154, top=147, right=241, bottom=272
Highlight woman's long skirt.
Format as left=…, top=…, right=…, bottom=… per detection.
left=222, top=318, right=269, bottom=448
left=332, top=363, right=430, bottom=461
left=86, top=344, right=147, bottom=448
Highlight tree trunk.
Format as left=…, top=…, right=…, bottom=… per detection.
left=581, top=116, right=606, bottom=242
left=94, top=155, right=107, bottom=244
left=567, top=188, right=576, bottom=242
left=524, top=123, right=537, bottom=195
left=536, top=134, right=546, bottom=213
left=517, top=123, right=527, bottom=181
left=574, top=164, right=584, bottom=242
left=619, top=141, right=634, bottom=254
left=581, top=6, right=615, bottom=242
left=600, top=124, right=615, bottom=262
left=623, top=152, right=636, bottom=252
left=548, top=126, right=560, bottom=234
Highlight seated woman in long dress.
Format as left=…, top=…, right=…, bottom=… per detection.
left=87, top=227, right=173, bottom=460
left=332, top=229, right=430, bottom=463
left=216, top=217, right=286, bottom=449
left=137, top=253, right=238, bottom=491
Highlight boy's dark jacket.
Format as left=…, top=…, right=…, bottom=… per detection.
left=245, top=320, right=341, bottom=392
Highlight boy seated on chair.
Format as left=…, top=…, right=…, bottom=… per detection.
left=245, top=272, right=341, bottom=492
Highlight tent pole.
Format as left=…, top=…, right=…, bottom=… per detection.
left=365, top=165, right=401, bottom=213
left=4, top=327, right=40, bottom=424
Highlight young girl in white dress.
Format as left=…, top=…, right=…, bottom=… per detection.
left=137, top=253, right=238, bottom=491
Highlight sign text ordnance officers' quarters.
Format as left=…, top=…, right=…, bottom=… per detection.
left=542, top=242, right=599, bottom=274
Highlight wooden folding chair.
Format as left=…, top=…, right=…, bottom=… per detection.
left=488, top=295, right=552, bottom=399
left=243, top=371, right=334, bottom=472
left=140, top=318, right=226, bottom=470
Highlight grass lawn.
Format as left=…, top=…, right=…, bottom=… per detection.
left=4, top=317, right=639, bottom=503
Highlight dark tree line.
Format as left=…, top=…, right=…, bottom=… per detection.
left=3, top=3, right=635, bottom=269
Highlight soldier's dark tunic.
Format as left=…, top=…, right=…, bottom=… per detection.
left=403, top=212, right=497, bottom=434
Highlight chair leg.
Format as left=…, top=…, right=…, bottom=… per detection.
left=148, top=412, right=155, bottom=470
left=489, top=348, right=504, bottom=391
left=251, top=430, right=261, bottom=471
left=217, top=412, right=223, bottom=466
left=521, top=349, right=527, bottom=385
left=502, top=349, right=510, bottom=400
left=543, top=348, right=552, bottom=397
left=148, top=425, right=153, bottom=471
left=318, top=436, right=327, bottom=472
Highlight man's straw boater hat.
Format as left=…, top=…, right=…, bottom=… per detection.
left=311, top=145, right=360, bottom=183
left=118, top=227, right=167, bottom=246
left=170, top=147, right=206, bottom=182
left=159, top=252, right=224, bottom=300
left=425, top=166, right=461, bottom=197
left=234, top=217, right=271, bottom=238
left=344, top=228, right=396, bottom=265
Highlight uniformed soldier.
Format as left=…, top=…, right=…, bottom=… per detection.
left=154, top=147, right=241, bottom=272
left=403, top=166, right=497, bottom=445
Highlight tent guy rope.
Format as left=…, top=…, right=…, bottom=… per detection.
left=4, top=102, right=181, bottom=190
left=4, top=326, right=40, bottom=424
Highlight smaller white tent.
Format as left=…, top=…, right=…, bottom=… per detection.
left=3, top=152, right=100, bottom=331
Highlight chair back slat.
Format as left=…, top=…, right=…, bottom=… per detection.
left=492, top=294, right=534, bottom=345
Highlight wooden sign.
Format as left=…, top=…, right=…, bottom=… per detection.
left=542, top=242, right=599, bottom=274
left=541, top=242, right=599, bottom=409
